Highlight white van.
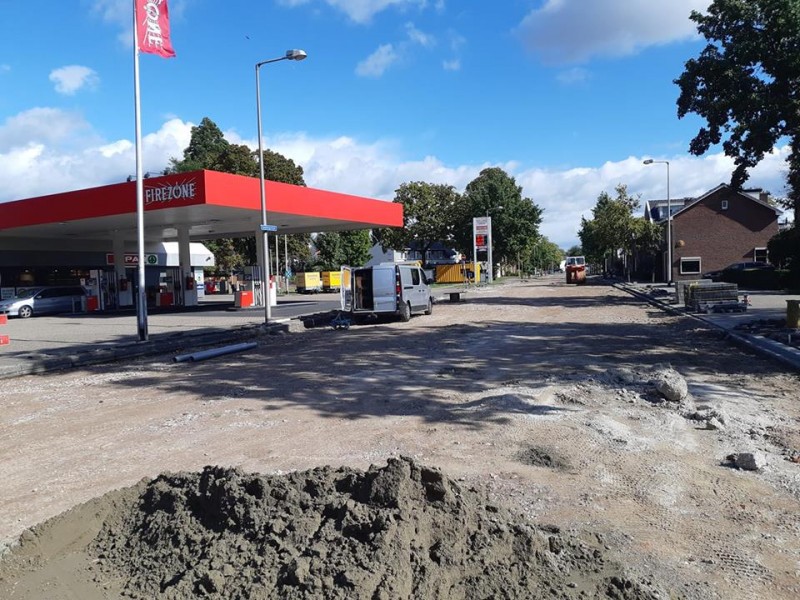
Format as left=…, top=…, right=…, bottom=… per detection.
left=341, top=263, right=433, bottom=322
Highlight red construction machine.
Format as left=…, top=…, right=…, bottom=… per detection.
left=565, top=256, right=587, bottom=284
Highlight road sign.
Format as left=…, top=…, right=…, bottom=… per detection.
left=260, top=224, right=278, bottom=232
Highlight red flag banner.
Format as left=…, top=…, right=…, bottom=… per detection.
left=136, top=0, right=175, bottom=58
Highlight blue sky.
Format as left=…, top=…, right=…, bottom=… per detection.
left=0, top=0, right=793, bottom=248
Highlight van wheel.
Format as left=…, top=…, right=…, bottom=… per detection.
left=18, top=305, right=33, bottom=318
left=399, top=301, right=411, bottom=322
left=424, top=298, right=433, bottom=315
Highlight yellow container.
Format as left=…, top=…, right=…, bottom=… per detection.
left=294, top=272, right=321, bottom=293
left=435, top=263, right=480, bottom=284
left=321, top=271, right=342, bottom=291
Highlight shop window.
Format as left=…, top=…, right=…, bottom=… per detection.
left=721, top=200, right=729, bottom=210
left=680, top=257, right=701, bottom=275
left=754, top=247, right=768, bottom=263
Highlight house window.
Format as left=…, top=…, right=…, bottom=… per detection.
left=721, top=200, right=729, bottom=210
left=680, top=257, right=701, bottom=275
left=754, top=247, right=768, bottom=263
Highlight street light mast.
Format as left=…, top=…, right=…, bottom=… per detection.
left=256, top=49, right=307, bottom=324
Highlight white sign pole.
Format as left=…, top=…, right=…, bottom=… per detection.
left=487, top=216, right=493, bottom=284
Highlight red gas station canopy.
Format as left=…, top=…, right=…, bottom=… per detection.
left=0, top=170, right=403, bottom=243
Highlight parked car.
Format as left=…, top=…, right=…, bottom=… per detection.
left=702, top=261, right=774, bottom=282
left=0, top=285, right=87, bottom=318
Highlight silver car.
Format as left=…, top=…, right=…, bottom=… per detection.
left=0, top=286, right=87, bottom=318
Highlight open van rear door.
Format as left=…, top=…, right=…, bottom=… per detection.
left=340, top=266, right=352, bottom=311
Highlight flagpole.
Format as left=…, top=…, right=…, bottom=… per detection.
left=133, top=1, right=148, bottom=341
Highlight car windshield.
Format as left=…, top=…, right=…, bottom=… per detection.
left=14, top=289, right=41, bottom=299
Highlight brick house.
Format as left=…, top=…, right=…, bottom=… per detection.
left=644, top=184, right=781, bottom=282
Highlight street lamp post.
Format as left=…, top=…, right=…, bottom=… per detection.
left=643, top=159, right=671, bottom=284
left=256, top=49, right=307, bottom=324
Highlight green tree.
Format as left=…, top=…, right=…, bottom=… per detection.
left=456, top=168, right=543, bottom=272
left=566, top=245, right=583, bottom=257
left=767, top=225, right=800, bottom=271
left=314, top=232, right=344, bottom=271
left=339, top=230, right=372, bottom=267
left=528, top=237, right=563, bottom=274
left=168, top=117, right=229, bottom=173
left=579, top=184, right=651, bottom=280
left=675, top=0, right=800, bottom=220
left=631, top=218, right=664, bottom=281
left=203, top=238, right=243, bottom=275
left=263, top=149, right=305, bottom=186
left=315, top=230, right=373, bottom=270
left=376, top=182, right=462, bottom=267
left=167, top=116, right=308, bottom=271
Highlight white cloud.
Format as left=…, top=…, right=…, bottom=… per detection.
left=49, top=66, right=100, bottom=95
left=0, top=110, right=191, bottom=202
left=405, top=22, right=435, bottom=47
left=354, top=21, right=435, bottom=76
left=442, top=59, right=460, bottom=71
left=556, top=67, right=590, bottom=85
left=278, top=0, right=428, bottom=24
left=356, top=44, right=399, bottom=77
left=90, top=0, right=129, bottom=26
left=516, top=0, right=708, bottom=65
left=1, top=107, right=791, bottom=248
left=0, top=108, right=91, bottom=149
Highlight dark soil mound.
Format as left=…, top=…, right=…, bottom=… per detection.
left=88, top=457, right=657, bottom=599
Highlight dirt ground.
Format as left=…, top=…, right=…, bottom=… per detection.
left=1, top=277, right=799, bottom=598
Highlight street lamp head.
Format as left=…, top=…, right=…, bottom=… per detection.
left=285, top=49, right=307, bottom=61
left=643, top=159, right=654, bottom=165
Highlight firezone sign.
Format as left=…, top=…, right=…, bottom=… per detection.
left=473, top=216, right=490, bottom=251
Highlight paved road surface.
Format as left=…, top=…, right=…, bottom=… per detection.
left=1, top=279, right=798, bottom=378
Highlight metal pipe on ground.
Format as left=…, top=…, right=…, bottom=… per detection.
left=174, top=342, right=258, bottom=363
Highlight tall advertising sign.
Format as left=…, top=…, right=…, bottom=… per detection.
left=473, top=216, right=493, bottom=284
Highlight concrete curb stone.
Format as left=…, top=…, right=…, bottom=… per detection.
left=0, top=321, right=291, bottom=380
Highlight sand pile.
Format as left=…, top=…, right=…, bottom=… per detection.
left=2, top=458, right=659, bottom=599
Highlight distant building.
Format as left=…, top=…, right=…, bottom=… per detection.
left=644, top=185, right=781, bottom=281
left=366, top=241, right=460, bottom=267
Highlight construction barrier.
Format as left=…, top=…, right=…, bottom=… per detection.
left=157, top=292, right=174, bottom=307
left=435, top=263, right=480, bottom=284
left=295, top=272, right=322, bottom=293
left=0, top=314, right=8, bottom=346
left=321, top=271, right=341, bottom=292
left=234, top=290, right=254, bottom=308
